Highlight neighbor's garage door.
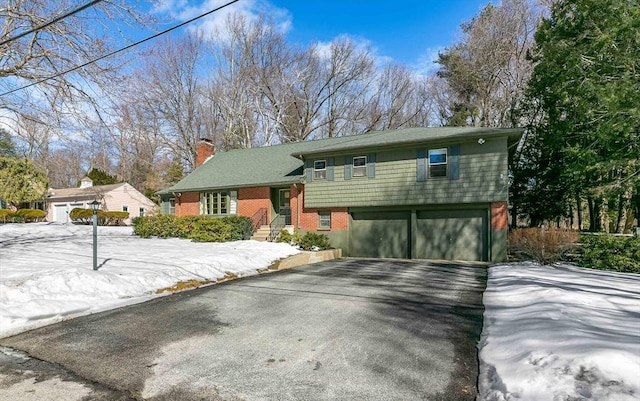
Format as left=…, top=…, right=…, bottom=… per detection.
left=349, top=211, right=410, bottom=259
left=415, top=209, right=487, bottom=261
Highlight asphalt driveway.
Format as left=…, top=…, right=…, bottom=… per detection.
left=0, top=259, right=487, bottom=401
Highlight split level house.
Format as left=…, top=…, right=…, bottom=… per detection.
left=46, top=177, right=157, bottom=225
left=158, top=127, right=523, bottom=262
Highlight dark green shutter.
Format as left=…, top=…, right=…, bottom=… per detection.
left=327, top=157, right=334, bottom=181
left=449, top=145, right=460, bottom=180
left=367, top=153, right=376, bottom=178
left=344, top=156, right=352, bottom=180
left=417, top=149, right=426, bottom=182
left=306, top=159, right=313, bottom=182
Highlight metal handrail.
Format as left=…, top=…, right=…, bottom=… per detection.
left=267, top=214, right=286, bottom=242
left=250, top=208, right=268, bottom=232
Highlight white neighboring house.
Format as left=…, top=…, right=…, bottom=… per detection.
left=46, top=177, right=157, bottom=225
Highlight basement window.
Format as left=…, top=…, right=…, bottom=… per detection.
left=318, top=211, right=331, bottom=230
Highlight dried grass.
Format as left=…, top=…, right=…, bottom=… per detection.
left=509, top=227, right=579, bottom=264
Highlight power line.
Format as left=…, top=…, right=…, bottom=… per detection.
left=0, top=0, right=104, bottom=47
left=0, top=0, right=241, bottom=97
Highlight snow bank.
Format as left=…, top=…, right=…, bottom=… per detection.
left=478, top=263, right=640, bottom=401
left=0, top=223, right=299, bottom=338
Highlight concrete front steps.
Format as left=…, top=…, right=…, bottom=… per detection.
left=250, top=225, right=271, bottom=241
left=250, top=225, right=294, bottom=242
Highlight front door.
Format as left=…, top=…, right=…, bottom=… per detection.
left=279, top=189, right=291, bottom=225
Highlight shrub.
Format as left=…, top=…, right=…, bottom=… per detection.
left=132, top=214, right=180, bottom=238
left=0, top=209, right=18, bottom=223
left=0, top=208, right=44, bottom=223
left=276, top=229, right=293, bottom=244
left=576, top=235, right=640, bottom=273
left=220, top=216, right=253, bottom=240
left=16, top=209, right=46, bottom=222
left=508, top=227, right=579, bottom=264
left=296, top=232, right=332, bottom=251
left=70, top=208, right=93, bottom=224
left=132, top=215, right=253, bottom=242
left=190, top=218, right=232, bottom=242
left=103, top=211, right=129, bottom=226
left=70, top=208, right=129, bottom=226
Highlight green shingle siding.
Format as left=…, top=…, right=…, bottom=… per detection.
left=305, top=138, right=508, bottom=208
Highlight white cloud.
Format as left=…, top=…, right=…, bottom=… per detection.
left=152, top=0, right=292, bottom=42
left=412, top=46, right=445, bottom=78
left=151, top=0, right=190, bottom=15
left=311, top=34, right=378, bottom=62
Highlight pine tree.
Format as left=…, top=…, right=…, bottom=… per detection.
left=517, top=0, right=640, bottom=229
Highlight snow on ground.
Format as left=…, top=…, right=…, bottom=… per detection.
left=478, top=262, right=640, bottom=401
left=0, top=223, right=299, bottom=338
left=2, top=223, right=639, bottom=400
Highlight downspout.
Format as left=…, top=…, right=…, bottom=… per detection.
left=296, top=183, right=301, bottom=231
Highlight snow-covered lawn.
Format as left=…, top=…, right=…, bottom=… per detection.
left=0, top=223, right=299, bottom=338
left=479, top=263, right=640, bottom=401
left=1, top=224, right=639, bottom=400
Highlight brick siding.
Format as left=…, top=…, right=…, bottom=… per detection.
left=176, top=192, right=199, bottom=216
left=491, top=201, right=508, bottom=230
left=238, top=187, right=272, bottom=222
left=174, top=184, right=349, bottom=233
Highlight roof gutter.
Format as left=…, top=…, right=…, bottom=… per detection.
left=293, top=128, right=524, bottom=158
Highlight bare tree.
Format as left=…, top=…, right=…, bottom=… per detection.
left=362, top=63, right=433, bottom=132
left=277, top=38, right=375, bottom=141
left=137, top=34, right=210, bottom=170
left=435, top=0, right=541, bottom=127
left=0, top=0, right=150, bottom=125
left=207, top=13, right=266, bottom=149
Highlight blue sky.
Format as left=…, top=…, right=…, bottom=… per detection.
left=269, top=0, right=492, bottom=64
left=151, top=0, right=493, bottom=70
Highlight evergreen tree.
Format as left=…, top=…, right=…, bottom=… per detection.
left=85, top=168, right=118, bottom=186
left=0, top=156, right=48, bottom=209
left=0, top=128, right=17, bottom=157
left=517, top=0, right=640, bottom=229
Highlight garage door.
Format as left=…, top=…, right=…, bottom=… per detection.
left=54, top=205, right=68, bottom=223
left=349, top=211, right=410, bottom=258
left=415, top=209, right=486, bottom=261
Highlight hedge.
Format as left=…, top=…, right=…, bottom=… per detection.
left=132, top=215, right=253, bottom=242
left=576, top=235, right=640, bottom=274
left=69, top=208, right=129, bottom=226
left=0, top=208, right=46, bottom=223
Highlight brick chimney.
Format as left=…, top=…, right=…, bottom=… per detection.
left=196, top=138, right=215, bottom=167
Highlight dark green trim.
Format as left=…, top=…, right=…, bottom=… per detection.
left=449, top=144, right=460, bottom=180
left=416, top=149, right=426, bottom=182
left=305, top=159, right=313, bottom=183
left=344, top=155, right=352, bottom=180
left=327, top=157, right=334, bottom=181
left=367, top=153, right=376, bottom=178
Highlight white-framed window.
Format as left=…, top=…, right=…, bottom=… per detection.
left=139, top=207, right=145, bottom=217
left=428, top=148, right=448, bottom=178
left=318, top=211, right=331, bottom=229
left=314, top=160, right=327, bottom=180
left=122, top=205, right=128, bottom=212
left=201, top=192, right=230, bottom=215
left=169, top=197, right=175, bottom=214
left=353, top=156, right=367, bottom=177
